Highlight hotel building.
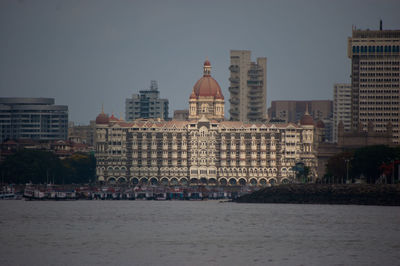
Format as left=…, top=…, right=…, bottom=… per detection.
left=95, top=60, right=318, bottom=186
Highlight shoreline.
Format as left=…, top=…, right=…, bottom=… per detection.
left=235, top=184, right=400, bottom=206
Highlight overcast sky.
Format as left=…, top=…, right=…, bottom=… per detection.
left=1, top=0, right=399, bottom=124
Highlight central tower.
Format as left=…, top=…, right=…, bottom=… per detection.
left=189, top=59, right=225, bottom=120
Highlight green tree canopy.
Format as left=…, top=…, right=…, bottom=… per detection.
left=0, top=150, right=96, bottom=184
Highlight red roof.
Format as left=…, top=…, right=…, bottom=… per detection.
left=300, top=114, right=314, bottom=126
left=190, top=76, right=224, bottom=100
left=109, top=114, right=119, bottom=122
left=190, top=60, right=224, bottom=100
left=96, top=112, right=109, bottom=124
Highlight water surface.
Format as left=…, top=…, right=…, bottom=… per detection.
left=1, top=201, right=399, bottom=265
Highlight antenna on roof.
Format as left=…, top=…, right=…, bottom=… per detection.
left=380, top=19, right=382, bottom=30
left=150, top=80, right=158, bottom=91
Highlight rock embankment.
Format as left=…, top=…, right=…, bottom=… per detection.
left=235, top=184, right=400, bottom=206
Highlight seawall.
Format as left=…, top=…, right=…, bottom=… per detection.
left=236, top=184, right=400, bottom=206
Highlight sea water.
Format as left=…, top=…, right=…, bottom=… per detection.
left=0, top=201, right=399, bottom=266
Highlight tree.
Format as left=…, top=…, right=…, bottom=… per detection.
left=62, top=152, right=96, bottom=184
left=293, top=162, right=310, bottom=183
left=0, top=150, right=96, bottom=184
left=351, top=145, right=398, bottom=184
left=325, top=151, right=353, bottom=184
left=0, top=150, right=63, bottom=184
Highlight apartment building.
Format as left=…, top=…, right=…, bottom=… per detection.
left=229, top=50, right=267, bottom=122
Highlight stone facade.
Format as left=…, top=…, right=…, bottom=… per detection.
left=95, top=117, right=317, bottom=186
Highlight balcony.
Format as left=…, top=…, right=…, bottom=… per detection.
left=247, top=80, right=263, bottom=86
left=247, top=111, right=262, bottom=120
left=229, top=86, right=239, bottom=94
left=229, top=65, right=239, bottom=73
left=229, top=98, right=240, bottom=105
left=229, top=77, right=240, bottom=84
left=229, top=109, right=239, bottom=116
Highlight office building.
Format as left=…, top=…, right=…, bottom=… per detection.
left=0, top=97, right=68, bottom=142
left=229, top=50, right=267, bottom=122
left=332, top=83, right=351, bottom=143
left=348, top=22, right=400, bottom=144
left=125, top=80, right=169, bottom=121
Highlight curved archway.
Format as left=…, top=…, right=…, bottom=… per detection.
left=150, top=178, right=159, bottom=185
left=229, top=178, right=237, bottom=186
left=268, top=178, right=277, bottom=186
left=281, top=178, right=290, bottom=184
left=118, top=176, right=127, bottom=184
left=131, top=177, right=139, bottom=185
left=239, top=178, right=246, bottom=186
left=161, top=178, right=169, bottom=186
left=219, top=178, right=228, bottom=186
left=259, top=178, right=267, bottom=186
left=170, top=178, right=179, bottom=186
left=180, top=178, right=188, bottom=186
left=200, top=177, right=208, bottom=185
left=140, top=178, right=148, bottom=185
left=190, top=178, right=199, bottom=185
left=107, top=177, right=116, bottom=184
left=208, top=178, right=217, bottom=185
left=249, top=178, right=257, bottom=186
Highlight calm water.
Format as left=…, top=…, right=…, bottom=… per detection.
left=0, top=201, right=399, bottom=266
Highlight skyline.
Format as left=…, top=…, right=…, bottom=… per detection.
left=1, top=0, right=400, bottom=124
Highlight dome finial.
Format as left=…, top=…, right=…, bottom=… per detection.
left=203, top=57, right=211, bottom=76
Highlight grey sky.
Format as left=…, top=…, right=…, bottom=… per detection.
left=1, top=0, right=399, bottom=124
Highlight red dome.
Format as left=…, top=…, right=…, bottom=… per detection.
left=96, top=112, right=109, bottom=124
left=300, top=114, right=314, bottom=126
left=190, top=59, right=224, bottom=100
left=190, top=76, right=224, bottom=100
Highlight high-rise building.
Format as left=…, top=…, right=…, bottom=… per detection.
left=0, top=97, right=68, bottom=142
left=125, top=80, right=169, bottom=121
left=348, top=22, right=400, bottom=144
left=333, top=83, right=351, bottom=143
left=229, top=50, right=267, bottom=122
